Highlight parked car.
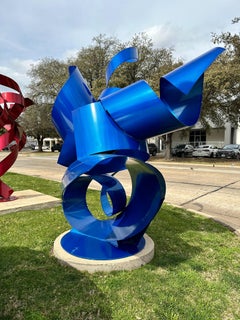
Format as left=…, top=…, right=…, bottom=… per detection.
left=216, top=144, right=240, bottom=159
left=148, top=143, right=157, bottom=156
left=171, top=144, right=194, bottom=157
left=23, top=142, right=37, bottom=150
left=51, top=142, right=62, bottom=152
left=192, top=145, right=219, bottom=158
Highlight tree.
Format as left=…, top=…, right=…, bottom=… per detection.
left=24, top=33, right=181, bottom=157
left=69, top=34, right=120, bottom=98
left=201, top=18, right=240, bottom=128
left=110, top=32, right=182, bottom=92
left=108, top=32, right=154, bottom=87
left=21, top=58, right=68, bottom=151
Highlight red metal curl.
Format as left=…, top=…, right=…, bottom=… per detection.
left=0, top=74, right=33, bottom=201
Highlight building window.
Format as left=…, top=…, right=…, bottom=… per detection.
left=189, top=129, right=206, bottom=147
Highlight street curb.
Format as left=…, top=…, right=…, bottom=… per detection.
left=166, top=202, right=240, bottom=238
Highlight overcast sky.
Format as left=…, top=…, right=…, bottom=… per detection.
left=0, top=0, right=239, bottom=94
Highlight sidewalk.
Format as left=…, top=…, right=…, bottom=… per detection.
left=0, top=190, right=61, bottom=215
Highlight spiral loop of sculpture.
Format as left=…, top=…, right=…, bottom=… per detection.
left=52, top=46, right=224, bottom=260
left=0, top=75, right=33, bottom=201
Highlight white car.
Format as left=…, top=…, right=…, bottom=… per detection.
left=192, top=145, right=219, bottom=158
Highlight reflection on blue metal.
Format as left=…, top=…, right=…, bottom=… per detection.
left=52, top=46, right=224, bottom=260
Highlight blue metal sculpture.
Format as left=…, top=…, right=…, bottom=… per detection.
left=52, top=46, right=224, bottom=260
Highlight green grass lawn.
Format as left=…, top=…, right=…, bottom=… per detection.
left=0, top=173, right=240, bottom=320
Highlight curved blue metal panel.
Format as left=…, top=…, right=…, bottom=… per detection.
left=105, top=47, right=138, bottom=86
left=52, top=46, right=224, bottom=260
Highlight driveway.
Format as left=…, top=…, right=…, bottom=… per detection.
left=152, top=160, right=240, bottom=233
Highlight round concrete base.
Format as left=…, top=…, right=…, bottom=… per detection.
left=53, top=231, right=154, bottom=273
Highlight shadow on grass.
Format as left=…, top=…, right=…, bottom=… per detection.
left=0, top=246, right=112, bottom=320
left=148, top=204, right=231, bottom=269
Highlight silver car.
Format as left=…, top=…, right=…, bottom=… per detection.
left=192, top=145, right=218, bottom=158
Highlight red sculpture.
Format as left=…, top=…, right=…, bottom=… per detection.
left=0, top=74, right=33, bottom=201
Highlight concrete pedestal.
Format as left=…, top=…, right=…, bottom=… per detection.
left=53, top=231, right=154, bottom=273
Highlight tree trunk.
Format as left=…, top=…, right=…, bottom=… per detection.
left=164, top=133, right=173, bottom=160
left=37, top=135, right=44, bottom=152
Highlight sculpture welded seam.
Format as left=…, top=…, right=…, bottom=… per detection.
left=52, top=46, right=224, bottom=260
left=0, top=75, right=33, bottom=201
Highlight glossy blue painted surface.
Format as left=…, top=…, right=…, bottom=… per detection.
left=105, top=47, right=138, bottom=86
left=62, top=156, right=165, bottom=243
left=52, top=46, right=224, bottom=260
left=61, top=229, right=146, bottom=260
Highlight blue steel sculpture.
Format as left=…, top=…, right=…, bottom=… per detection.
left=52, top=46, right=224, bottom=261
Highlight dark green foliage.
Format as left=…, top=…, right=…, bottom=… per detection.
left=202, top=18, right=240, bottom=128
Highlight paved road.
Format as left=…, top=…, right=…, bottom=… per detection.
left=4, top=152, right=240, bottom=235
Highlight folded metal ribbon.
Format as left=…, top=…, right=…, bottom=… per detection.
left=0, top=74, right=33, bottom=200
left=53, top=46, right=224, bottom=166
left=52, top=46, right=224, bottom=260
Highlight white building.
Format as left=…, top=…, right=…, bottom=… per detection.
left=149, top=121, right=240, bottom=151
